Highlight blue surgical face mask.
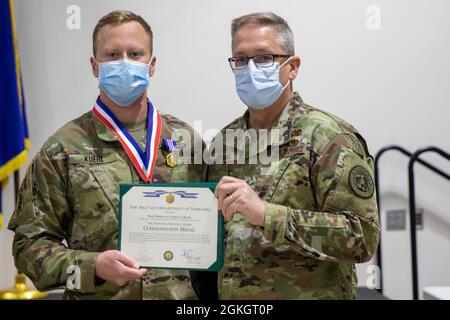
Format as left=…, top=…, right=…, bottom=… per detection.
left=96, top=58, right=151, bottom=107
left=235, top=58, right=291, bottom=110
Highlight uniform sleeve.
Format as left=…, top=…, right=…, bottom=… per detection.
left=263, top=133, right=380, bottom=263
left=8, top=146, right=99, bottom=293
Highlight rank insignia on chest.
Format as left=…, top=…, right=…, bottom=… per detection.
left=281, top=140, right=304, bottom=158
left=291, top=128, right=302, bottom=137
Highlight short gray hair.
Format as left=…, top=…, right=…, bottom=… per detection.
left=231, top=12, right=295, bottom=55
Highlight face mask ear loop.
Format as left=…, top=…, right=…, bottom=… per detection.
left=279, top=56, right=293, bottom=69
left=93, top=57, right=105, bottom=67
left=282, top=79, right=291, bottom=91
left=279, top=57, right=293, bottom=91
left=93, top=57, right=102, bottom=79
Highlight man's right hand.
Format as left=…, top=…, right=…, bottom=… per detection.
left=95, top=250, right=147, bottom=286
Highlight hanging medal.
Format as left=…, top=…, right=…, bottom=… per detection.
left=162, top=138, right=177, bottom=168
left=92, top=97, right=162, bottom=183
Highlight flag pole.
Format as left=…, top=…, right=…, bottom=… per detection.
left=0, top=170, right=47, bottom=299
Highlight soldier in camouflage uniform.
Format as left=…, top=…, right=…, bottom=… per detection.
left=206, top=12, right=380, bottom=299
left=8, top=10, right=204, bottom=300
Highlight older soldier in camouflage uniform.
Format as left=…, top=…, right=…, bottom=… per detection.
left=8, top=10, right=203, bottom=300
left=207, top=12, right=380, bottom=299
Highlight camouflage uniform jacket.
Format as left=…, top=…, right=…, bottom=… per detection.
left=8, top=101, right=205, bottom=300
left=207, top=92, right=380, bottom=299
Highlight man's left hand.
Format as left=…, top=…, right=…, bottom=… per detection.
left=215, top=176, right=266, bottom=226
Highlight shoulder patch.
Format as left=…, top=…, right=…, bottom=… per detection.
left=349, top=165, right=374, bottom=199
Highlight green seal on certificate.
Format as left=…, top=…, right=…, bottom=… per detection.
left=119, top=182, right=224, bottom=271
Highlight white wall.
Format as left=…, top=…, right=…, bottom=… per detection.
left=1, top=0, right=449, bottom=299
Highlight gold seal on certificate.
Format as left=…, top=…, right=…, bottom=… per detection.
left=119, top=183, right=224, bottom=271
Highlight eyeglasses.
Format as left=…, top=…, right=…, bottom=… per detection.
left=228, top=54, right=291, bottom=70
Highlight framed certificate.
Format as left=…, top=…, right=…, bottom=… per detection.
left=119, top=182, right=223, bottom=271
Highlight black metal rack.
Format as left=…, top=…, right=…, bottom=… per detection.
left=408, top=147, right=450, bottom=300
left=374, top=145, right=450, bottom=299
left=375, top=145, right=414, bottom=294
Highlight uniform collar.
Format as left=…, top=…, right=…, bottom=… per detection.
left=270, top=91, right=304, bottom=146
left=92, top=111, right=118, bottom=142
left=91, top=97, right=172, bottom=146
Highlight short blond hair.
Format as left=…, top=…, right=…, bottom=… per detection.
left=92, top=10, right=153, bottom=56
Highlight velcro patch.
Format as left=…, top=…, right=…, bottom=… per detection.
left=348, top=165, right=374, bottom=199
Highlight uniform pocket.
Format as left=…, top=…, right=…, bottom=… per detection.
left=67, top=153, right=131, bottom=251
left=270, top=160, right=316, bottom=210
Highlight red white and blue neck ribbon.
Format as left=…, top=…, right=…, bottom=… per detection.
left=92, top=97, right=162, bottom=183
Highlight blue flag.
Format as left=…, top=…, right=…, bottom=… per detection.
left=0, top=0, right=30, bottom=229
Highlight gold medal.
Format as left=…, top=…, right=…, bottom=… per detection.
left=165, top=193, right=175, bottom=204
left=166, top=152, right=176, bottom=168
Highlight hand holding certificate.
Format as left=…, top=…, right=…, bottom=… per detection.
left=119, top=183, right=223, bottom=271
